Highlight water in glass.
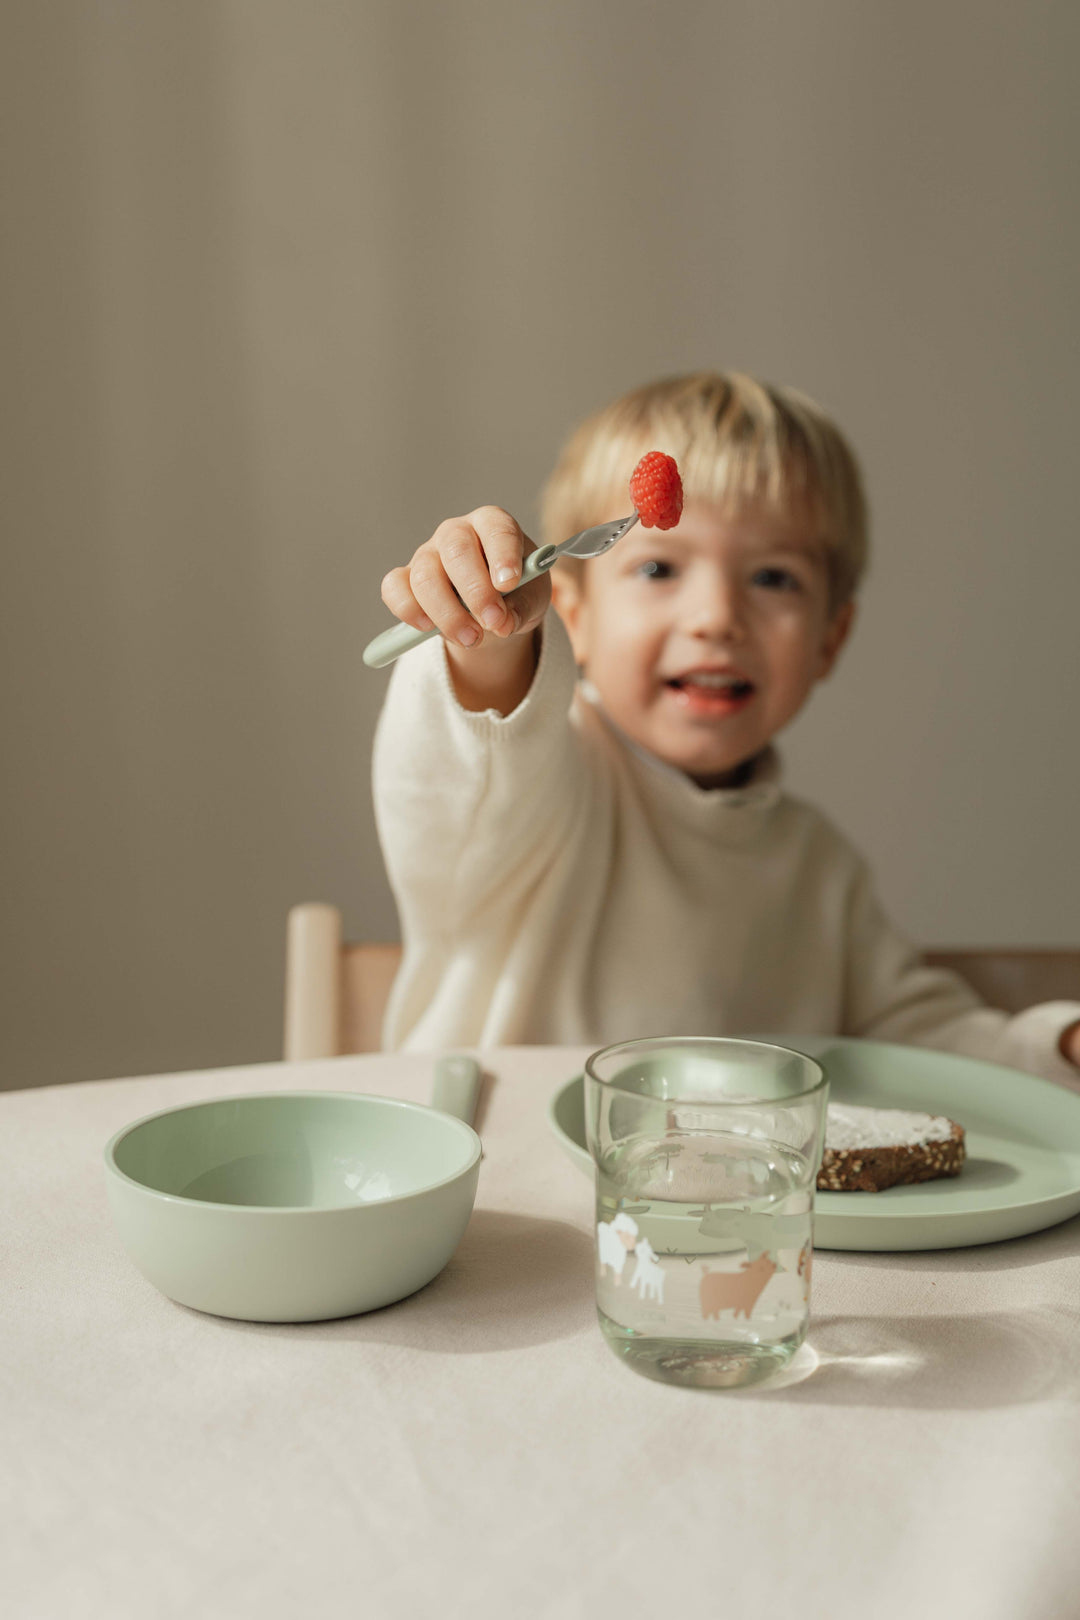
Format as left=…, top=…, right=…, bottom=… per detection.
left=596, top=1130, right=813, bottom=1388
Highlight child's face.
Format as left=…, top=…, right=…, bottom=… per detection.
left=552, top=494, right=855, bottom=788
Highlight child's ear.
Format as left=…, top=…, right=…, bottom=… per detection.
left=550, top=571, right=590, bottom=667
left=817, top=599, right=856, bottom=680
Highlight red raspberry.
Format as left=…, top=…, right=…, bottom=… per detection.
left=629, top=450, right=683, bottom=530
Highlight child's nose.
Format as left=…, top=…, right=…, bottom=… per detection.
left=686, top=578, right=745, bottom=640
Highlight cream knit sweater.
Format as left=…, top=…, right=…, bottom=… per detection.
left=372, top=611, right=1080, bottom=1083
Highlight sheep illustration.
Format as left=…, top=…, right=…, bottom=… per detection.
left=596, top=1212, right=639, bottom=1285
left=629, top=1236, right=665, bottom=1304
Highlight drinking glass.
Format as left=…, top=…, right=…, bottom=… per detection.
left=585, top=1036, right=828, bottom=1389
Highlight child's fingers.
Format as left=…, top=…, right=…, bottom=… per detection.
left=465, top=505, right=553, bottom=635
left=381, top=508, right=538, bottom=651
left=429, top=516, right=520, bottom=641
left=402, top=539, right=491, bottom=648
left=468, top=505, right=525, bottom=595
left=380, top=565, right=435, bottom=634
left=504, top=563, right=552, bottom=634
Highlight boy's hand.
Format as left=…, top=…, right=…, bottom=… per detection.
left=1060, top=1020, right=1080, bottom=1069
left=380, top=506, right=551, bottom=652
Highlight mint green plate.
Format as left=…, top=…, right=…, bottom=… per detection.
left=547, top=1037, right=1080, bottom=1251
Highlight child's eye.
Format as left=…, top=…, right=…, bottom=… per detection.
left=752, top=567, right=800, bottom=591
left=637, top=560, right=675, bottom=581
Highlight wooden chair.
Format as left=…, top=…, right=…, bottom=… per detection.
left=284, top=904, right=403, bottom=1059
left=283, top=902, right=1078, bottom=1060
left=921, top=949, right=1080, bottom=1019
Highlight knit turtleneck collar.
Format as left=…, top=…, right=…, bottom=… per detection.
left=576, top=677, right=784, bottom=812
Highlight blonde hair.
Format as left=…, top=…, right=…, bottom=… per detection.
left=539, top=371, right=869, bottom=611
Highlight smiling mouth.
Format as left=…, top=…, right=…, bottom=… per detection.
left=665, top=674, right=756, bottom=699
left=664, top=674, right=757, bottom=719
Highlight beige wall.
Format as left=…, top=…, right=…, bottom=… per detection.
left=2, top=1, right=1077, bottom=1089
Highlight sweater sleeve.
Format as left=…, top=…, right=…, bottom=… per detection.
left=371, top=609, right=585, bottom=950
left=842, top=856, right=1080, bottom=1087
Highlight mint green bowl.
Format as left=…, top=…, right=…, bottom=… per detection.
left=104, top=1092, right=482, bottom=1322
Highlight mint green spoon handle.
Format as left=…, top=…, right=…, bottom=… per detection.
left=431, top=1054, right=482, bottom=1126
left=362, top=543, right=561, bottom=670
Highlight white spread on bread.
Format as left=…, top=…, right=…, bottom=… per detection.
left=825, top=1103, right=955, bottom=1152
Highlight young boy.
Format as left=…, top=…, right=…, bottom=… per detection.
left=372, top=371, right=1080, bottom=1082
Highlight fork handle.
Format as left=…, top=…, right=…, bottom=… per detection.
left=362, top=543, right=561, bottom=669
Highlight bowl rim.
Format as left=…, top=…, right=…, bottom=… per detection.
left=102, top=1089, right=482, bottom=1215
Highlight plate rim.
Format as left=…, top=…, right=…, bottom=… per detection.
left=545, top=1036, right=1080, bottom=1252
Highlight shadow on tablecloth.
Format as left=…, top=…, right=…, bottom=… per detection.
left=196, top=1208, right=595, bottom=1354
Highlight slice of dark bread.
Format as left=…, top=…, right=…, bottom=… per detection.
left=816, top=1104, right=965, bottom=1193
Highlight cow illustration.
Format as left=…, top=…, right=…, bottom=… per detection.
left=629, top=1236, right=665, bottom=1305
left=699, top=1253, right=778, bottom=1320
left=596, top=1213, right=639, bottom=1284
left=797, top=1241, right=813, bottom=1298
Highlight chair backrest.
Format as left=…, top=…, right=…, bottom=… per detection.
left=340, top=942, right=403, bottom=1055
left=284, top=904, right=403, bottom=1059
left=922, top=949, right=1080, bottom=1015
left=284, top=903, right=1077, bottom=1058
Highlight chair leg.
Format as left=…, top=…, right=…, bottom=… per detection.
left=284, top=903, right=343, bottom=1061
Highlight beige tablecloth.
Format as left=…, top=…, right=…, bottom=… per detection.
left=3, top=1047, right=1080, bottom=1619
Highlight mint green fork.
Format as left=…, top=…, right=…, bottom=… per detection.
left=362, top=511, right=640, bottom=669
